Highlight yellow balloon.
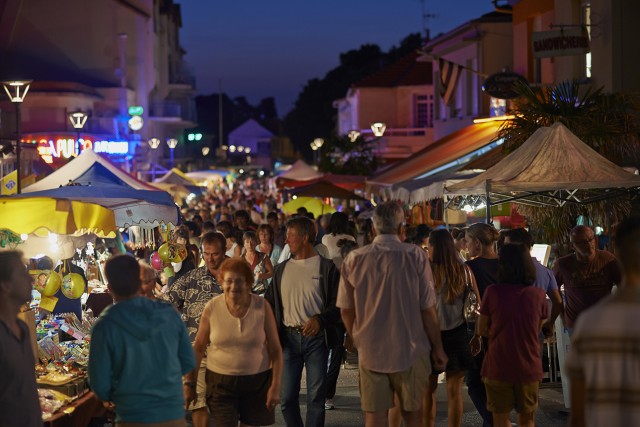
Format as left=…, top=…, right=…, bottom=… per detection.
left=34, top=271, right=61, bottom=297
left=61, top=273, right=85, bottom=299
left=158, top=243, right=172, bottom=262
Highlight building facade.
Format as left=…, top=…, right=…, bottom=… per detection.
left=0, top=0, right=195, bottom=184
left=334, top=51, right=435, bottom=163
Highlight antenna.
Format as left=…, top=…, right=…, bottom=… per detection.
left=419, top=0, right=437, bottom=41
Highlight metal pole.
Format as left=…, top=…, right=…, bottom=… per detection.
left=485, top=181, right=492, bottom=224
left=170, top=147, right=175, bottom=169
left=15, top=103, right=21, bottom=194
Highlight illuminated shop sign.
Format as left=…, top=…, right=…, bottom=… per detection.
left=34, top=137, right=130, bottom=163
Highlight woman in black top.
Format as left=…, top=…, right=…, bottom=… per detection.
left=464, top=222, right=500, bottom=427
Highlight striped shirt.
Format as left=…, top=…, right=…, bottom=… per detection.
left=566, top=286, right=640, bottom=426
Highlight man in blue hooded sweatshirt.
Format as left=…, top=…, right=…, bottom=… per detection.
left=89, top=255, right=195, bottom=426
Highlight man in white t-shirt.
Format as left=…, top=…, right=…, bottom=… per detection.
left=265, top=217, right=340, bottom=427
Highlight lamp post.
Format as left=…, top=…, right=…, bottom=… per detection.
left=310, top=138, right=324, bottom=164
left=2, top=80, right=31, bottom=194
left=167, top=138, right=178, bottom=168
left=69, top=111, right=88, bottom=147
left=147, top=138, right=161, bottom=181
left=370, top=122, right=386, bottom=157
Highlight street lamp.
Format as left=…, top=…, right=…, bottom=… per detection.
left=201, top=147, right=210, bottom=156
left=167, top=138, right=178, bottom=168
left=148, top=137, right=161, bottom=149
left=2, top=80, right=31, bottom=194
left=69, top=111, right=88, bottom=146
left=370, top=122, right=386, bottom=137
left=348, top=130, right=361, bottom=142
left=310, top=138, right=324, bottom=164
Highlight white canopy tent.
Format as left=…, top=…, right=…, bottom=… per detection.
left=277, top=160, right=322, bottom=181
left=446, top=122, right=640, bottom=218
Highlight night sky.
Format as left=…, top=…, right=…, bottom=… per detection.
left=180, top=0, right=493, bottom=116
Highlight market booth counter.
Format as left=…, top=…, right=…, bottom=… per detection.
left=41, top=390, right=106, bottom=427
left=33, top=311, right=108, bottom=426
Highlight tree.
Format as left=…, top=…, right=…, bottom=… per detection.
left=498, top=80, right=640, bottom=248
left=317, top=134, right=380, bottom=176
left=283, top=33, right=423, bottom=163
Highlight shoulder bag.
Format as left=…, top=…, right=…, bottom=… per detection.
left=463, top=265, right=480, bottom=323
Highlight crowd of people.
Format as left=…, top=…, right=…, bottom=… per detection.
left=1, top=186, right=639, bottom=427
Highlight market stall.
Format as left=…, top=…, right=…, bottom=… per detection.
left=445, top=122, right=640, bottom=219
left=3, top=150, right=184, bottom=424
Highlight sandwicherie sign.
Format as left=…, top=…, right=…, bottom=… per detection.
left=532, top=27, right=590, bottom=59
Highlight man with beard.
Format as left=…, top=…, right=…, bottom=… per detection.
left=168, top=231, right=228, bottom=427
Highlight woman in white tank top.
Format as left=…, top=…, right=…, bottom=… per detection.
left=187, top=259, right=282, bottom=426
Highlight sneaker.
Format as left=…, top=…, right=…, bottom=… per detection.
left=325, top=398, right=335, bottom=410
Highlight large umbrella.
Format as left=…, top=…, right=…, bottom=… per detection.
left=289, top=181, right=367, bottom=201
left=0, top=197, right=117, bottom=237
left=282, top=197, right=336, bottom=217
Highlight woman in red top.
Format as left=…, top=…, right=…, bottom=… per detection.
left=477, top=244, right=548, bottom=427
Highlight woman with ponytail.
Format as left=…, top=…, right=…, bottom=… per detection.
left=422, top=229, right=480, bottom=427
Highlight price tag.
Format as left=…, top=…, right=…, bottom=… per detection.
left=39, top=295, right=58, bottom=312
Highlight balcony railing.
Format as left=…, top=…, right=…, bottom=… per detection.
left=149, top=100, right=196, bottom=123
left=169, top=60, right=196, bottom=87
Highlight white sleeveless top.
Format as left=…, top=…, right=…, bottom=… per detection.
left=203, top=294, right=270, bottom=375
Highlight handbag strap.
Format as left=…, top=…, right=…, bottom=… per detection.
left=463, top=264, right=472, bottom=292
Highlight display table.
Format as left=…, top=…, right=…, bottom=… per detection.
left=43, top=391, right=107, bottom=427
left=85, top=292, right=113, bottom=317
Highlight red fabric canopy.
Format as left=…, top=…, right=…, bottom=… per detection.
left=277, top=173, right=366, bottom=191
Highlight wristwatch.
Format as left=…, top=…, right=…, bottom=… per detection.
left=183, top=380, right=196, bottom=389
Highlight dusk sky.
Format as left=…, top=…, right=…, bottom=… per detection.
left=180, top=1, right=493, bottom=116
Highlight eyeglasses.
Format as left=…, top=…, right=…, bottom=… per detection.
left=223, top=278, right=246, bottom=286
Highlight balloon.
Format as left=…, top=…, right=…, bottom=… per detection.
left=34, top=270, right=61, bottom=297
left=171, top=244, right=188, bottom=263
left=158, top=243, right=173, bottom=262
left=164, top=265, right=175, bottom=278
left=150, top=252, right=163, bottom=270
left=61, top=273, right=85, bottom=299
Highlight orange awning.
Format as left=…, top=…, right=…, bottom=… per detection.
left=366, top=121, right=502, bottom=191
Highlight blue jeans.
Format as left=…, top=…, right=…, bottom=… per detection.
left=281, top=330, right=328, bottom=427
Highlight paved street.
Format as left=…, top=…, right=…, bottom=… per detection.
left=272, top=364, right=569, bottom=426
